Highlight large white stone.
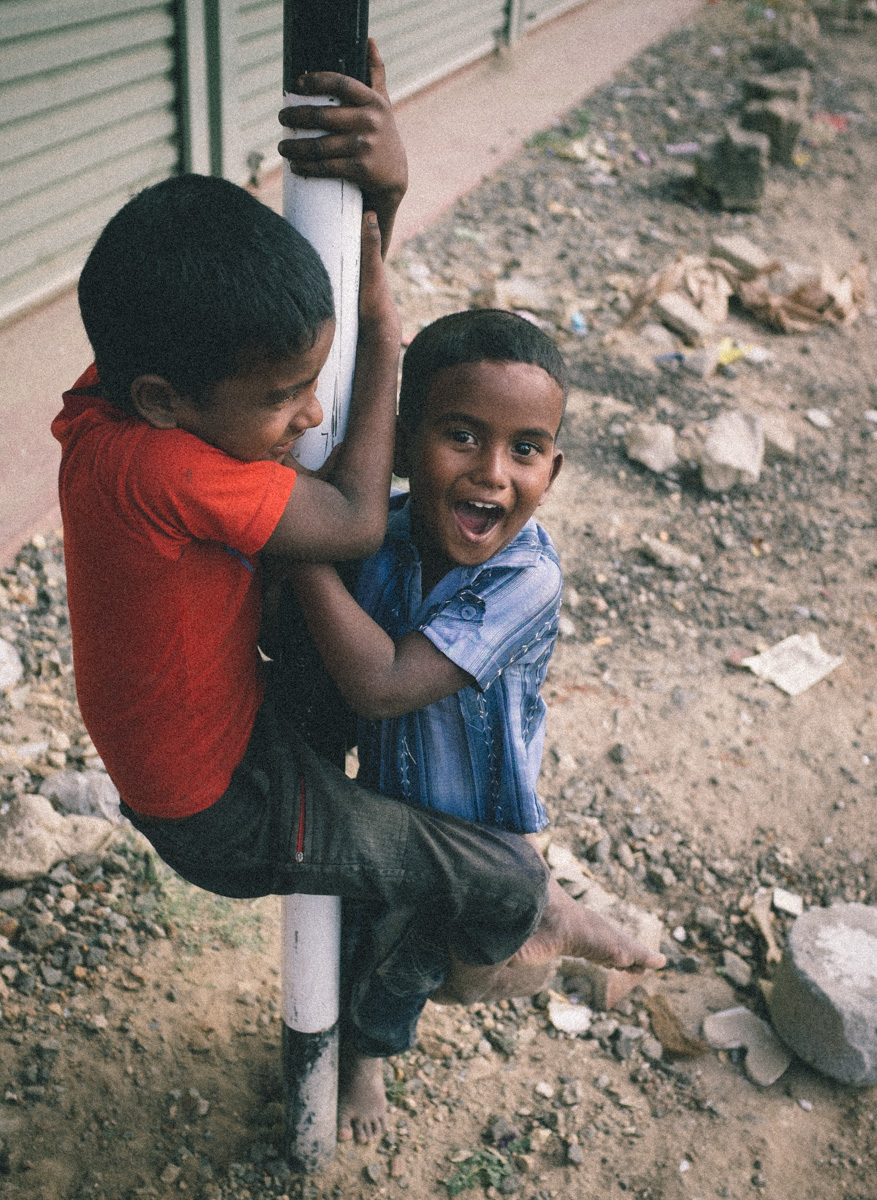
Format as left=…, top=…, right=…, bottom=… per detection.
left=768, top=903, right=877, bottom=1086
left=0, top=793, right=117, bottom=883
left=40, top=769, right=121, bottom=822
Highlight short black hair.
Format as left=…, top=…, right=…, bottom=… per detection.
left=398, top=309, right=568, bottom=431
left=78, top=174, right=334, bottom=413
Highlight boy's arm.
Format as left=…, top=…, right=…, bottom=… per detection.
left=291, top=562, right=473, bottom=720
left=278, top=39, right=407, bottom=254
left=262, top=212, right=400, bottom=562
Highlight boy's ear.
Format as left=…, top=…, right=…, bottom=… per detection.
left=393, top=415, right=412, bottom=479
left=538, top=449, right=564, bottom=505
left=130, top=375, right=187, bottom=429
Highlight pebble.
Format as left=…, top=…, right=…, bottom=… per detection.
left=721, top=950, right=753, bottom=989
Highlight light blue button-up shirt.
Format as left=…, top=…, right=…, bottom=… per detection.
left=355, top=498, right=562, bottom=833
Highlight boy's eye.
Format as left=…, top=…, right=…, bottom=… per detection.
left=448, top=429, right=476, bottom=445
left=513, top=440, right=541, bottom=457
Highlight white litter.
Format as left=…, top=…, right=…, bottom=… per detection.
left=742, top=633, right=843, bottom=696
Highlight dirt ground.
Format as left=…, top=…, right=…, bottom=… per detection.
left=1, top=3, right=876, bottom=1199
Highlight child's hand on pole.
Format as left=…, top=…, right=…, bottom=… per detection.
left=278, top=39, right=408, bottom=253
left=357, top=211, right=401, bottom=346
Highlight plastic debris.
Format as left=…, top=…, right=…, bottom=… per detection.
left=717, top=336, right=749, bottom=366
left=741, top=632, right=843, bottom=695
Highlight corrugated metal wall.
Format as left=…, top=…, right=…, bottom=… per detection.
left=236, top=0, right=283, bottom=180
left=0, top=0, right=586, bottom=322
left=372, top=0, right=508, bottom=100
left=0, top=0, right=180, bottom=323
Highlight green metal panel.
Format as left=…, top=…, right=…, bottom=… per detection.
left=235, top=0, right=283, bottom=183
left=371, top=0, right=509, bottom=100
left=0, top=0, right=181, bottom=323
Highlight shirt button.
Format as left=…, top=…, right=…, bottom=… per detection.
left=461, top=604, right=478, bottom=620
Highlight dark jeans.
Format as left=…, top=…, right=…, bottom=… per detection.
left=121, top=688, right=548, bottom=1052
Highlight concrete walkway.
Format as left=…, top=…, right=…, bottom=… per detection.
left=0, top=0, right=703, bottom=567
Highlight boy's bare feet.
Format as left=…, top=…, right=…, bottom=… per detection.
left=337, top=1042, right=387, bottom=1144
left=507, top=877, right=667, bottom=973
left=433, top=878, right=666, bottom=1006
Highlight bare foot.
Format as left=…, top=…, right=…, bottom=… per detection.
left=337, top=1043, right=387, bottom=1144
left=507, top=877, right=667, bottom=973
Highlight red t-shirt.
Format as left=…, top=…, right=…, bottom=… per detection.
left=52, top=366, right=296, bottom=817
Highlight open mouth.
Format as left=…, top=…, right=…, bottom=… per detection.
left=454, top=500, right=503, bottom=538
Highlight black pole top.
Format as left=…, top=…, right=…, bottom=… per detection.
left=283, top=0, right=369, bottom=91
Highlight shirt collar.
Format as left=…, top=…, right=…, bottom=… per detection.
left=388, top=496, right=547, bottom=589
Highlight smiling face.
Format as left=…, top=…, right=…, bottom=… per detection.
left=164, top=319, right=335, bottom=463
left=402, top=359, right=564, bottom=589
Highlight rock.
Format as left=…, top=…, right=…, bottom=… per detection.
left=805, top=407, right=833, bottom=430
left=0, top=639, right=23, bottom=691
left=699, top=410, right=764, bottom=492
left=696, top=124, right=770, bottom=212
left=773, top=888, right=804, bottom=918
left=640, top=534, right=702, bottom=572
left=721, top=950, right=753, bottom=989
left=653, top=292, right=715, bottom=346
left=710, top=234, right=777, bottom=281
left=702, top=1006, right=792, bottom=1086
left=0, top=794, right=117, bottom=883
left=39, top=770, right=121, bottom=822
left=767, top=903, right=877, bottom=1086
left=625, top=422, right=679, bottom=473
left=548, top=999, right=593, bottom=1036
left=741, top=99, right=805, bottom=166
left=613, top=1024, right=645, bottom=1059
left=760, top=412, right=796, bottom=459
left=681, top=345, right=720, bottom=378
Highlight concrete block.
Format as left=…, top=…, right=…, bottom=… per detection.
left=741, top=98, right=805, bottom=166
left=710, top=233, right=776, bottom=280
left=653, top=292, right=715, bottom=346
left=768, top=903, right=877, bottom=1086
left=696, top=124, right=770, bottom=212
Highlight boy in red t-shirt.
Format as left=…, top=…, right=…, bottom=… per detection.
left=55, top=47, right=553, bottom=1054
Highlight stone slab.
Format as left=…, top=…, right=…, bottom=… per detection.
left=768, top=902, right=877, bottom=1086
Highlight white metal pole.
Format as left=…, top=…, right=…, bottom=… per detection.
left=280, top=98, right=362, bottom=1173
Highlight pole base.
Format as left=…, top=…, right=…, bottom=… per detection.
left=282, top=1020, right=339, bottom=1172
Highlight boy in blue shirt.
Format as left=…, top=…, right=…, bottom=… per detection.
left=287, top=309, right=665, bottom=1141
